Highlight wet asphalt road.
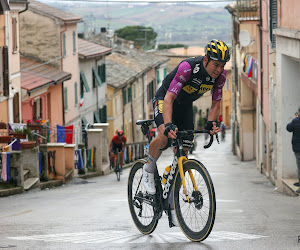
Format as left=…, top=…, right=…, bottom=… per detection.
left=0, top=131, right=300, bottom=250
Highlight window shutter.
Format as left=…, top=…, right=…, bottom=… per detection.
left=123, top=89, right=127, bottom=105
left=98, top=64, right=106, bottom=83
left=128, top=86, right=132, bottom=102
left=269, top=0, right=277, bottom=48
left=156, top=70, right=161, bottom=83
left=99, top=106, right=107, bottom=123
left=75, top=82, right=78, bottom=105
left=12, top=17, right=17, bottom=53
left=62, top=32, right=66, bottom=57
left=73, top=31, right=76, bottom=54
left=164, top=68, right=167, bottom=78
left=64, top=87, right=68, bottom=111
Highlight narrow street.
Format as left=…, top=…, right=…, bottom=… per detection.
left=0, top=131, right=299, bottom=250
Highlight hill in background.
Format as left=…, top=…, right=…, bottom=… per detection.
left=42, top=1, right=231, bottom=47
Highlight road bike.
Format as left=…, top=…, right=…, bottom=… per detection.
left=112, top=149, right=121, bottom=181
left=128, top=119, right=217, bottom=242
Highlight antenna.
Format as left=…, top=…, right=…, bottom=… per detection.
left=239, top=30, right=251, bottom=47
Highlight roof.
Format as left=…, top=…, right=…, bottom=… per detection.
left=78, top=39, right=112, bottom=60
left=0, top=0, right=9, bottom=14
left=106, top=49, right=169, bottom=89
left=28, top=0, right=82, bottom=23
left=21, top=57, right=71, bottom=94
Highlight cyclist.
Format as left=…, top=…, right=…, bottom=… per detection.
left=109, top=130, right=127, bottom=172
left=142, top=39, right=230, bottom=225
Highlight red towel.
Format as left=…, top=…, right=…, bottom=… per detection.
left=65, top=125, right=73, bottom=144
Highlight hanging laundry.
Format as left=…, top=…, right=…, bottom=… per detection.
left=77, top=149, right=83, bottom=170
left=1, top=153, right=10, bottom=181
left=65, top=125, right=73, bottom=144
left=56, top=125, right=65, bottom=143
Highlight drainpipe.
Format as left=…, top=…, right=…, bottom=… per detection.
left=19, top=1, right=29, bottom=14
left=60, top=24, right=67, bottom=125
left=259, top=0, right=263, bottom=116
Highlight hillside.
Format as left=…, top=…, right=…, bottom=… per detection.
left=42, top=1, right=231, bottom=47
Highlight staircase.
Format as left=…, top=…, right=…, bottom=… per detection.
left=23, top=169, right=39, bottom=191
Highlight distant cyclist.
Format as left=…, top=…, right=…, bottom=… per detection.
left=109, top=130, right=127, bottom=172
left=142, top=39, right=230, bottom=226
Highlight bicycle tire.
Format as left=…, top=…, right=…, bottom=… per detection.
left=116, top=152, right=120, bottom=181
left=128, top=160, right=158, bottom=235
left=173, top=159, right=216, bottom=242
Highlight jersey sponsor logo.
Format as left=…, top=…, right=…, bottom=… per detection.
left=206, top=76, right=211, bottom=82
left=198, top=84, right=214, bottom=94
left=182, top=85, right=198, bottom=94
left=192, top=78, right=202, bottom=85
left=158, top=100, right=164, bottom=113
left=176, top=82, right=183, bottom=87
left=170, top=87, right=179, bottom=95
left=177, top=74, right=186, bottom=82
left=193, top=64, right=200, bottom=74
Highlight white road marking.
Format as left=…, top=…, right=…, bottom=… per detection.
left=8, top=230, right=268, bottom=244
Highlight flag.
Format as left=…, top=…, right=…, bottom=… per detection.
left=65, top=125, right=73, bottom=144
left=57, top=125, right=65, bottom=142
left=80, top=97, right=84, bottom=107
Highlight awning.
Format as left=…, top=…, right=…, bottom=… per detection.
left=92, top=67, right=102, bottom=86
left=80, top=71, right=90, bottom=92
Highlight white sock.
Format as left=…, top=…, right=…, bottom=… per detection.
left=144, top=154, right=157, bottom=173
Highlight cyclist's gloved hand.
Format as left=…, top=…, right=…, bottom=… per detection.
left=204, top=121, right=214, bottom=131
left=164, top=123, right=177, bottom=137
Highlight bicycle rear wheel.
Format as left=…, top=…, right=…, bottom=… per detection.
left=173, top=159, right=216, bottom=242
left=128, top=160, right=158, bottom=234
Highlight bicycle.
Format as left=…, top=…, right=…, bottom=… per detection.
left=111, top=148, right=121, bottom=181
left=128, top=119, right=218, bottom=242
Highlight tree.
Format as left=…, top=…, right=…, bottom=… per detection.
left=115, top=25, right=157, bottom=50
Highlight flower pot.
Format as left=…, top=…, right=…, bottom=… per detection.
left=20, top=141, right=36, bottom=149
left=10, top=132, right=27, bottom=139
left=0, top=136, right=13, bottom=143
left=27, top=124, right=43, bottom=130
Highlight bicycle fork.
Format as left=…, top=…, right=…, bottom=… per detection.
left=178, top=156, right=198, bottom=203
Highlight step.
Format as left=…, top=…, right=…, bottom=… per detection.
left=282, top=178, right=299, bottom=196
left=23, top=169, right=30, bottom=180
left=65, top=169, right=73, bottom=179
left=24, top=177, right=39, bottom=191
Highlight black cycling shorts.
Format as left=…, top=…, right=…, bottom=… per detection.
left=111, top=143, right=122, bottom=153
left=153, top=96, right=194, bottom=147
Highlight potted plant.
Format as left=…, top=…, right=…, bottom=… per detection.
left=10, top=128, right=27, bottom=139
left=0, top=135, right=13, bottom=143
left=20, top=127, right=36, bottom=149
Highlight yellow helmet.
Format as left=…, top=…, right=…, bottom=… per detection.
left=205, top=39, right=230, bottom=63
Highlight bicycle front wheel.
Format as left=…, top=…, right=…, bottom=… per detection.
left=127, top=160, right=158, bottom=235
left=116, top=153, right=120, bottom=181
left=173, top=159, right=216, bottom=242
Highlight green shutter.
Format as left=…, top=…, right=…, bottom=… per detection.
left=123, top=89, right=127, bottom=105
left=74, top=82, right=78, bottom=105
left=128, top=86, right=132, bottom=102
left=98, top=64, right=106, bottom=83
left=134, top=84, right=136, bottom=99
left=80, top=71, right=90, bottom=92
left=64, top=87, right=68, bottom=110
left=94, top=111, right=101, bottom=123
left=156, top=70, right=161, bottom=83
left=62, top=32, right=66, bottom=58
left=73, top=31, right=76, bottom=54
left=164, top=68, right=167, bottom=78
left=99, top=106, right=107, bottom=123
left=93, top=67, right=102, bottom=87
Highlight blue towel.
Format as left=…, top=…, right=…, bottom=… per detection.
left=56, top=125, right=65, bottom=142
left=77, top=149, right=83, bottom=170
left=39, top=152, right=42, bottom=175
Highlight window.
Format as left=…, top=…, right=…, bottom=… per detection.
left=73, top=31, right=76, bottom=54
left=99, top=106, right=107, bottom=123
left=64, top=87, right=68, bottom=111
left=33, top=98, right=43, bottom=120
left=74, top=82, right=78, bottom=105
left=12, top=17, right=17, bottom=53
left=62, top=32, right=66, bottom=58
left=98, top=64, right=106, bottom=83
left=92, top=67, right=102, bottom=87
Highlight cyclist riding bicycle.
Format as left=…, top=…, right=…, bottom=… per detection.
left=142, top=39, right=230, bottom=226
left=109, top=130, right=127, bottom=172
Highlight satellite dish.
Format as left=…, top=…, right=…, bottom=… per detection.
left=239, top=30, right=251, bottom=47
